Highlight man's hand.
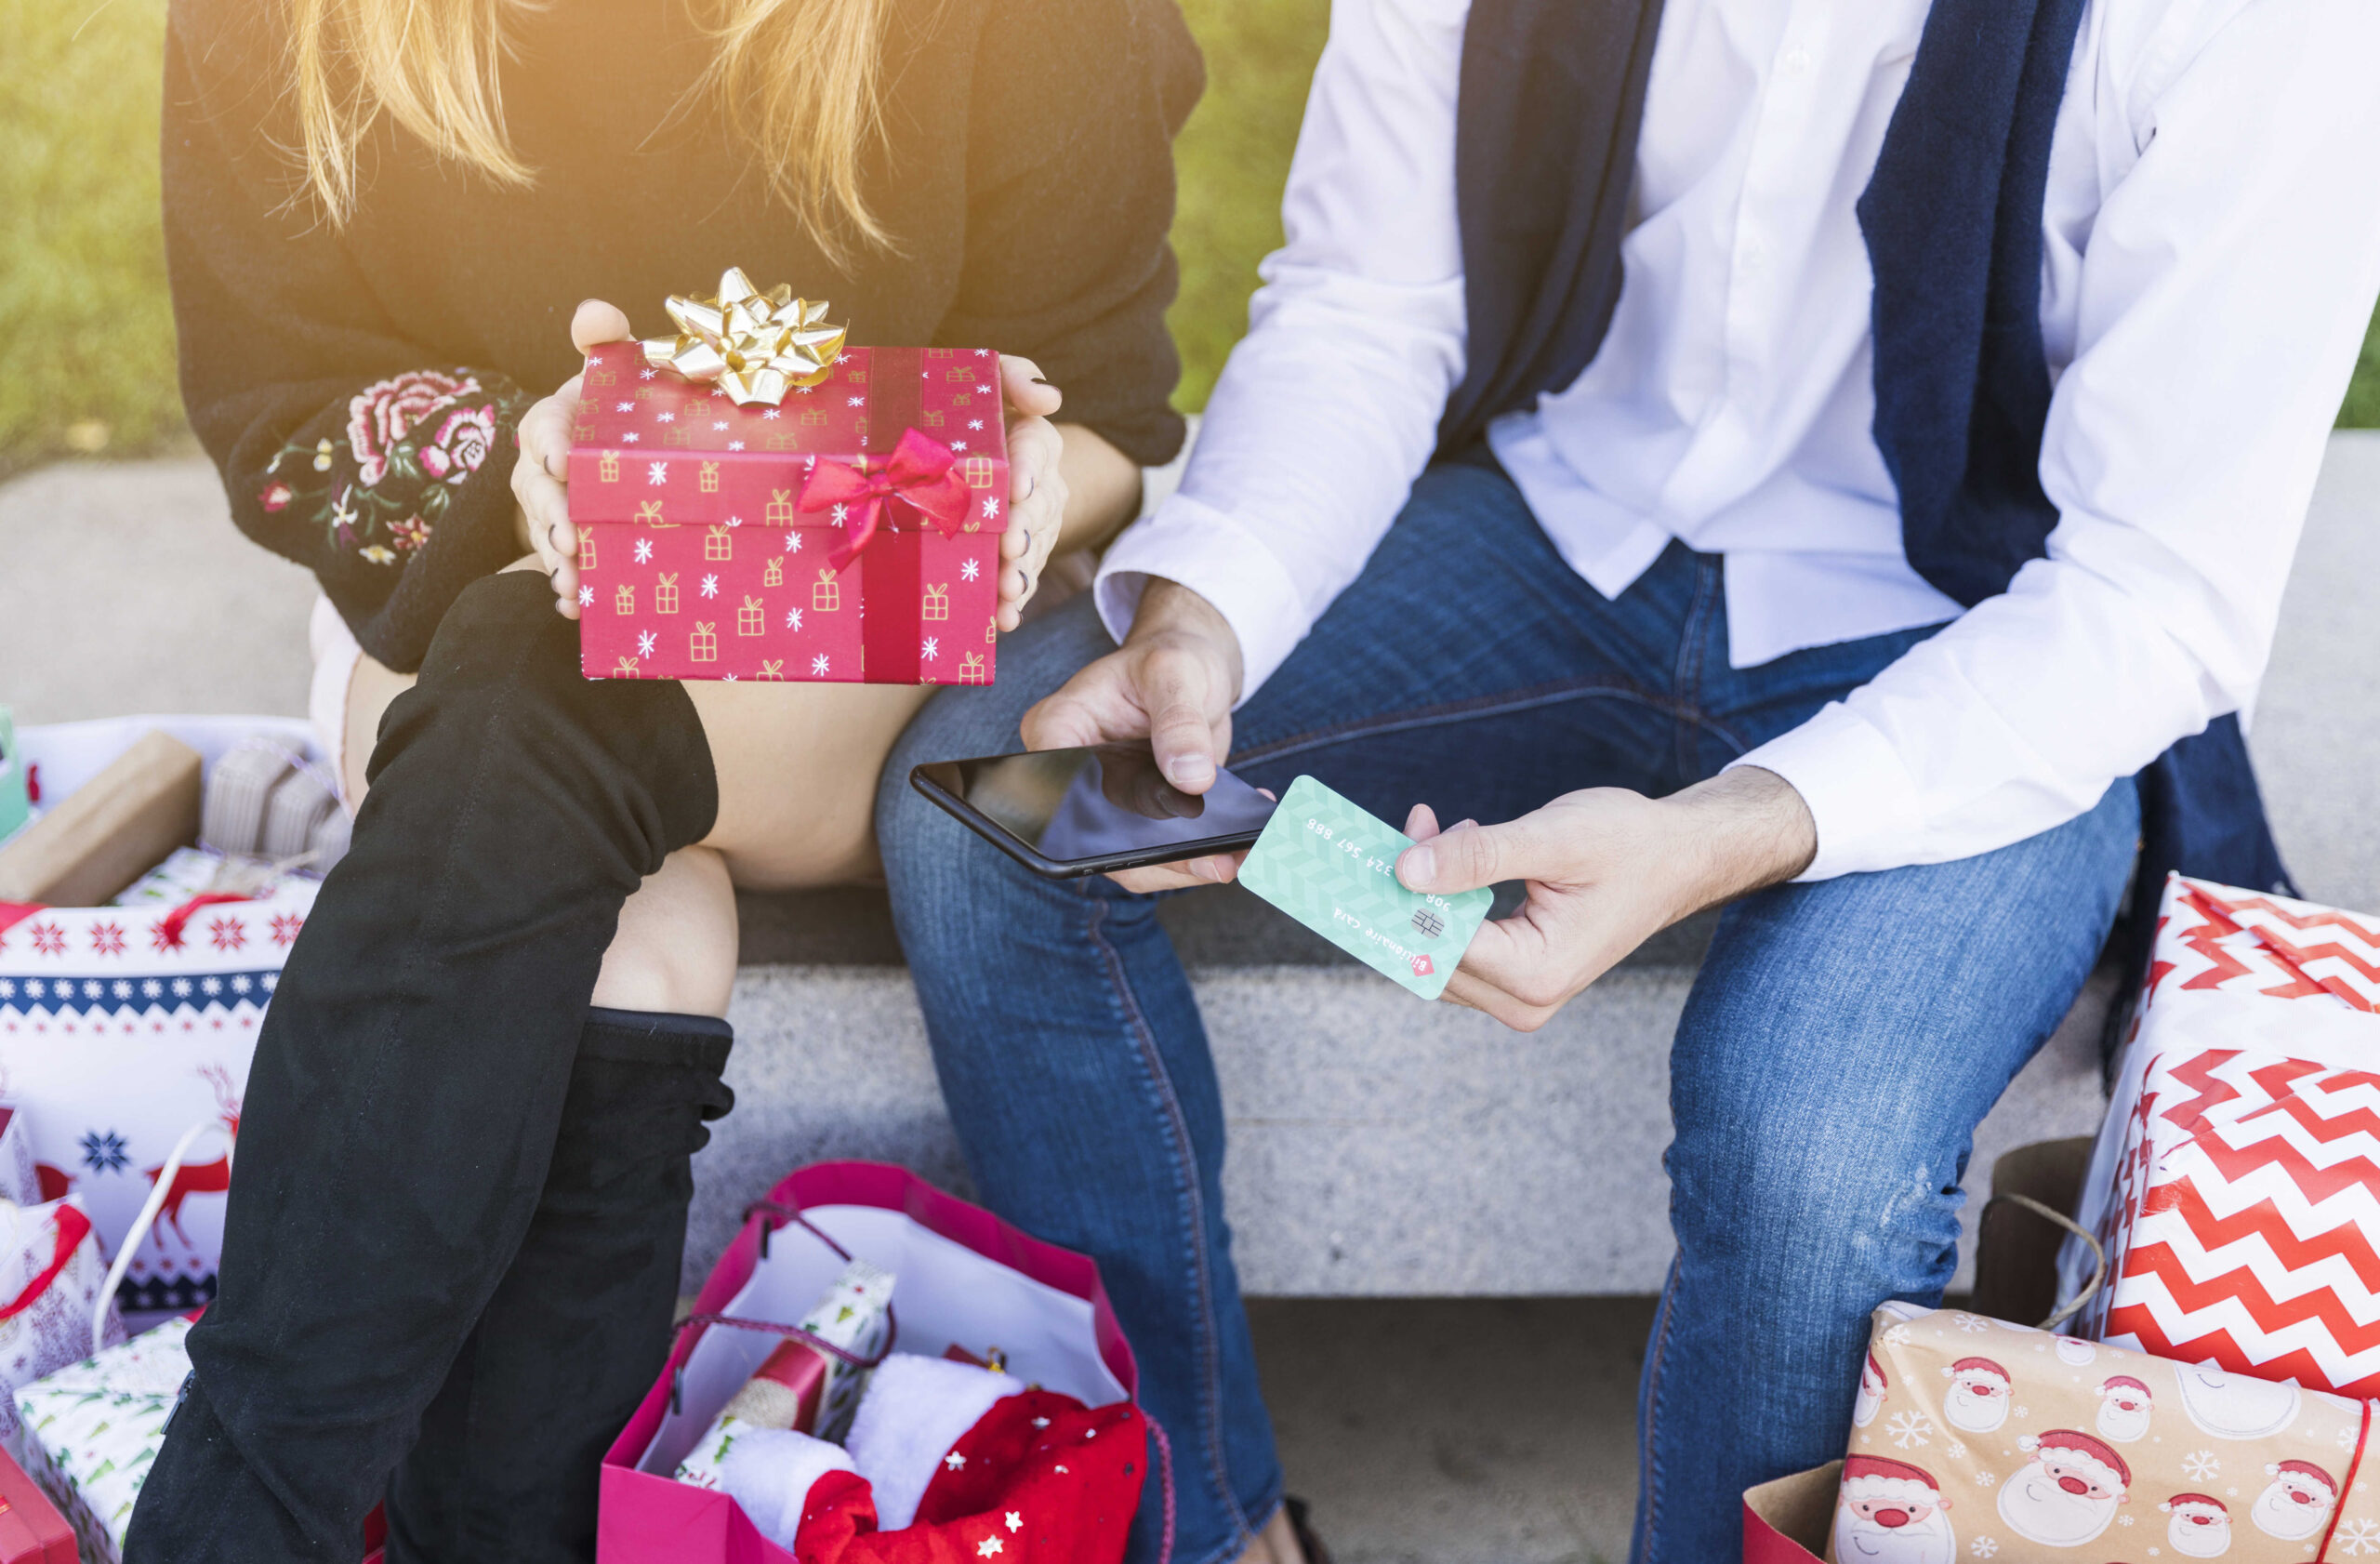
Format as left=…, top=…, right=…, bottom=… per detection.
left=1395, top=766, right=1818, bottom=1031
left=1021, top=578, right=1247, bottom=893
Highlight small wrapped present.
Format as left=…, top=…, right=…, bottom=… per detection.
left=10, top=1317, right=185, bottom=1564
left=1831, top=1301, right=2380, bottom=1563
left=0, top=1195, right=126, bottom=1463
left=673, top=1258, right=895, bottom=1491
left=0, top=709, right=28, bottom=847
left=0, top=1438, right=74, bottom=1564
left=571, top=272, right=1005, bottom=687
left=2060, top=875, right=2380, bottom=1395
left=0, top=732, right=201, bottom=907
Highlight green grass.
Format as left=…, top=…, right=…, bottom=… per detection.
left=0, top=0, right=2373, bottom=475
left=1165, top=0, right=1332, bottom=410
left=0, top=0, right=181, bottom=475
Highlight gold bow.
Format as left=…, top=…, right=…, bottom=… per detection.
left=641, top=268, right=847, bottom=407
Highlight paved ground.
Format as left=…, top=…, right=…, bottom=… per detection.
left=7, top=440, right=2378, bottom=1562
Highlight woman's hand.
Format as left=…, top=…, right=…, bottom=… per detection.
left=513, top=299, right=635, bottom=618
left=995, top=356, right=1067, bottom=633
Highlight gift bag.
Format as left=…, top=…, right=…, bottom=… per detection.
left=0, top=717, right=322, bottom=1324
left=0, top=1196, right=126, bottom=1463
left=604, top=1161, right=1169, bottom=1564
left=2060, top=874, right=2380, bottom=1395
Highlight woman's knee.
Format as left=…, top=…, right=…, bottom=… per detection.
left=590, top=846, right=738, bottom=1017
left=371, top=572, right=718, bottom=858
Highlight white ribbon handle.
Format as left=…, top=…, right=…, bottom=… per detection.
left=95, top=1120, right=219, bottom=1356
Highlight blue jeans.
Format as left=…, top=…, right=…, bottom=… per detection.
left=876, top=454, right=2139, bottom=1564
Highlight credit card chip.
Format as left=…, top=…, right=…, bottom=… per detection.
left=1410, top=907, right=1446, bottom=940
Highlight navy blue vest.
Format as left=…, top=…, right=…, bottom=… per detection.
left=1443, top=0, right=2295, bottom=920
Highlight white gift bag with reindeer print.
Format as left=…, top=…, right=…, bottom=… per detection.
left=1, top=716, right=324, bottom=1327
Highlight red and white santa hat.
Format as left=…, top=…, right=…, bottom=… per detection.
left=1863, top=1352, right=1887, bottom=1386
left=2099, top=1375, right=2151, bottom=1399
left=2161, top=1493, right=2227, bottom=1516
left=1944, top=1357, right=2010, bottom=1386
left=2266, top=1459, right=2339, bottom=1496
left=1841, top=1456, right=1944, bottom=1509
left=2018, top=1430, right=2132, bottom=1491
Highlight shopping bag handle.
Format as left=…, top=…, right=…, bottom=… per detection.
left=668, top=1199, right=901, bottom=1416
left=0, top=1203, right=95, bottom=1323
left=1982, top=1189, right=2108, bottom=1332
left=94, top=1119, right=221, bottom=1355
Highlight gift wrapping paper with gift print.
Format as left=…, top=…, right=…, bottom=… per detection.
left=571, top=341, right=1004, bottom=686
left=14, top=1318, right=192, bottom=1564
left=1833, top=1301, right=2380, bottom=1563
left=2057, top=876, right=2380, bottom=1398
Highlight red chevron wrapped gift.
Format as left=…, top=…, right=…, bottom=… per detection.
left=570, top=339, right=1004, bottom=686
left=2061, top=874, right=2380, bottom=1395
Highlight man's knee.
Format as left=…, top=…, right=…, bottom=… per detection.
left=1667, top=1077, right=1968, bottom=1301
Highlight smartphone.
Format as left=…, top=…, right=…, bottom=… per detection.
left=911, top=743, right=1280, bottom=878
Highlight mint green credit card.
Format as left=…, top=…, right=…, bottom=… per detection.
left=1237, top=775, right=1494, bottom=1001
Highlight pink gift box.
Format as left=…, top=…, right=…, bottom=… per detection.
left=569, top=342, right=1006, bottom=686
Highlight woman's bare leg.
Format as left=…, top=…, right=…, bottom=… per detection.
left=341, top=630, right=739, bottom=1017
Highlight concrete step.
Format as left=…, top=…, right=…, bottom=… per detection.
left=694, top=884, right=2118, bottom=1296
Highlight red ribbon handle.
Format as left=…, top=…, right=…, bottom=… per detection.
left=152, top=892, right=254, bottom=951
left=2321, top=1397, right=2375, bottom=1560
left=797, top=427, right=974, bottom=570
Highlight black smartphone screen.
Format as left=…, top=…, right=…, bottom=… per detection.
left=911, top=744, right=1279, bottom=877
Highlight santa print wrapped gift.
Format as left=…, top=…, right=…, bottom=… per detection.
left=571, top=273, right=1005, bottom=688
left=2057, top=875, right=2380, bottom=1396
left=1832, top=1301, right=2380, bottom=1563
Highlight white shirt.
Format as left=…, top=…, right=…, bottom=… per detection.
left=1094, top=0, right=2380, bottom=879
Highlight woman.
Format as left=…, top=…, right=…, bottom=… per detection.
left=127, top=1, right=1308, bottom=1561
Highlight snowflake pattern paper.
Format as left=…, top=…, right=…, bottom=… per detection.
left=1, top=884, right=318, bottom=1319
left=571, top=342, right=1003, bottom=686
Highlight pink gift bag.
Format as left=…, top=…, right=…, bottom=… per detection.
left=600, top=1161, right=1169, bottom=1564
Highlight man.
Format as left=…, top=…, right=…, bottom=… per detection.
left=878, top=0, right=2380, bottom=1558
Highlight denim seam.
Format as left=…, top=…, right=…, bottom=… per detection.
left=1634, top=1260, right=1683, bottom=1564
left=1233, top=678, right=1697, bottom=770
left=1671, top=558, right=1722, bottom=783
left=1080, top=895, right=1260, bottom=1552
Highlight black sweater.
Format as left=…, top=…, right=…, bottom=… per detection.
left=163, top=0, right=1200, bottom=670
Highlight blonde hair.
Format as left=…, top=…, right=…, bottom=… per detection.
left=287, top=0, right=893, bottom=262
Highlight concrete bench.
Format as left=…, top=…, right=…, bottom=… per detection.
left=690, top=436, right=2380, bottom=1298
left=7, top=436, right=2373, bottom=1299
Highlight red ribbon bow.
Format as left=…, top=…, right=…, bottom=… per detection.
left=798, top=428, right=974, bottom=570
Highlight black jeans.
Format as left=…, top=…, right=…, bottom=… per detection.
left=126, top=573, right=729, bottom=1563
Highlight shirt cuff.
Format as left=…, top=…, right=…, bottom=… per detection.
left=1729, top=703, right=1929, bottom=881
left=1091, top=494, right=1313, bottom=705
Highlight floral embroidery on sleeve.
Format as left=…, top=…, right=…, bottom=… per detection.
left=260, top=369, right=532, bottom=567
